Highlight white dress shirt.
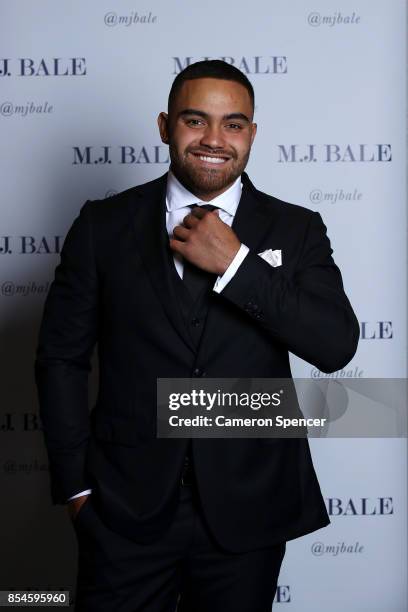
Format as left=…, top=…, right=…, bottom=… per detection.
left=67, top=171, right=249, bottom=502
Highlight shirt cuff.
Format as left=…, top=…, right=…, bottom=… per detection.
left=67, top=489, right=92, bottom=501
left=213, top=243, right=250, bottom=293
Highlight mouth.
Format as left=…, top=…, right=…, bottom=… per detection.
left=190, top=152, right=231, bottom=166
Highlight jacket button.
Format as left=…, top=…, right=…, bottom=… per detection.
left=193, top=368, right=206, bottom=377
left=191, top=318, right=200, bottom=326
left=244, top=301, right=259, bottom=314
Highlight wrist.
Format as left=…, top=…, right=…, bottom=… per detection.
left=217, top=242, right=241, bottom=275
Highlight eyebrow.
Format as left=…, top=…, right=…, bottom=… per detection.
left=177, top=108, right=251, bottom=124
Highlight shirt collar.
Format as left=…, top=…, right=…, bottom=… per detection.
left=166, top=169, right=242, bottom=216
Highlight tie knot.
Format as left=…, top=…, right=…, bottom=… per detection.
left=190, top=203, right=218, bottom=212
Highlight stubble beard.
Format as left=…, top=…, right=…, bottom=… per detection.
left=169, top=144, right=251, bottom=197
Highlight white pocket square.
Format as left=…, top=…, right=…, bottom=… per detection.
left=258, top=249, right=282, bottom=267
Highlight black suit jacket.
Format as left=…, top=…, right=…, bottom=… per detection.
left=34, top=171, right=359, bottom=552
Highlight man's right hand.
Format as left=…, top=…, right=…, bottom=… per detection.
left=67, top=494, right=90, bottom=521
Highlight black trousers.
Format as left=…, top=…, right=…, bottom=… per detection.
left=73, top=481, right=286, bottom=612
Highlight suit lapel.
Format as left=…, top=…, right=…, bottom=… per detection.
left=126, top=172, right=196, bottom=354
left=231, top=172, right=277, bottom=250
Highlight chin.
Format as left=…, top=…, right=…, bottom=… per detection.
left=189, top=168, right=236, bottom=192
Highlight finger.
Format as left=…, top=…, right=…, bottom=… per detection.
left=191, top=207, right=209, bottom=219
left=169, top=237, right=186, bottom=254
left=182, top=213, right=200, bottom=229
left=172, top=225, right=189, bottom=241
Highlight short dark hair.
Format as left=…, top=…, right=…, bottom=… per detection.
left=168, top=60, right=255, bottom=114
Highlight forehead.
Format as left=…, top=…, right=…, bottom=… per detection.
left=172, top=78, right=253, bottom=115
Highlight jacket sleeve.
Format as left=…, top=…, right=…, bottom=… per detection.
left=34, top=200, right=98, bottom=504
left=219, top=211, right=360, bottom=373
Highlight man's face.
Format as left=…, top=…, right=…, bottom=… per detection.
left=158, top=78, right=257, bottom=200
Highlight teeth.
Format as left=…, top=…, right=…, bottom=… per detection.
left=198, top=155, right=226, bottom=164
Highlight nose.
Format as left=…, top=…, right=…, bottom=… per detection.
left=199, top=123, right=226, bottom=149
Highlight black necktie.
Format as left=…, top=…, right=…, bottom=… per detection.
left=182, top=204, right=218, bottom=300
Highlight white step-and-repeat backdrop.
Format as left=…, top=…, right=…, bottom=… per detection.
left=1, top=1, right=406, bottom=610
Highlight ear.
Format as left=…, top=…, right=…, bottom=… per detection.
left=250, top=122, right=257, bottom=147
left=157, top=112, right=169, bottom=144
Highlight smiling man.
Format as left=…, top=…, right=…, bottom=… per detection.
left=35, top=60, right=359, bottom=611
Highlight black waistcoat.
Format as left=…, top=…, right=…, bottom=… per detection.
left=165, top=243, right=218, bottom=466
left=166, top=245, right=217, bottom=352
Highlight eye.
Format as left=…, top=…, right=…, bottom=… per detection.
left=186, top=118, right=205, bottom=126
left=226, top=123, right=243, bottom=130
